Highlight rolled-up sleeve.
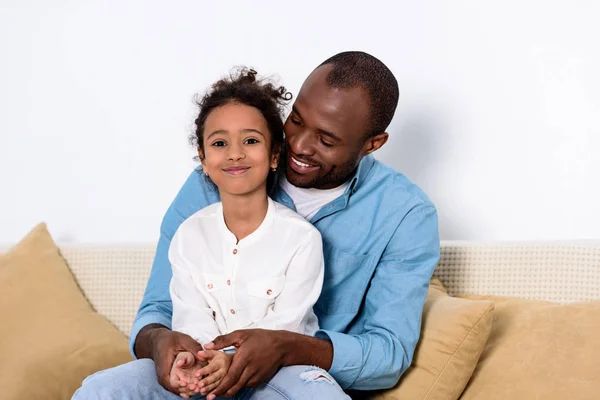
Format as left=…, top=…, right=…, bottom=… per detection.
left=316, top=203, right=440, bottom=389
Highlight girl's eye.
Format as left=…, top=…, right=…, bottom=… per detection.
left=211, top=140, right=226, bottom=147
left=290, top=117, right=301, bottom=125
left=244, top=138, right=259, bottom=145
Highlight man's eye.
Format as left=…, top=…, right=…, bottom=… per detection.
left=244, top=138, right=259, bottom=145
left=320, top=139, right=334, bottom=147
left=290, top=117, right=301, bottom=125
left=212, top=140, right=226, bottom=147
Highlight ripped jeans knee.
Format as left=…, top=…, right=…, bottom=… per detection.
left=299, top=367, right=336, bottom=385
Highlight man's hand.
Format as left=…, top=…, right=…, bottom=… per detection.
left=135, top=324, right=205, bottom=394
left=202, top=329, right=285, bottom=397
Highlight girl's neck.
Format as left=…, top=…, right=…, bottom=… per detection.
left=220, top=187, right=269, bottom=243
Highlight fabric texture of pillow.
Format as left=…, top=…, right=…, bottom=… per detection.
left=371, top=277, right=495, bottom=400
left=0, top=223, right=133, bottom=399
left=458, top=294, right=600, bottom=400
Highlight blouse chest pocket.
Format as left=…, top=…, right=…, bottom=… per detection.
left=246, top=276, right=285, bottom=320
left=202, top=272, right=229, bottom=294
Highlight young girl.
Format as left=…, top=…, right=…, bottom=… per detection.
left=167, top=69, right=324, bottom=399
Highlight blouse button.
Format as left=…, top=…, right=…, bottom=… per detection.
left=207, top=283, right=213, bottom=289
left=233, top=249, right=238, bottom=255
left=227, top=280, right=231, bottom=286
left=266, top=289, right=272, bottom=295
left=230, top=309, right=236, bottom=315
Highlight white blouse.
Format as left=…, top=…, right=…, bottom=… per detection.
left=169, top=197, right=324, bottom=345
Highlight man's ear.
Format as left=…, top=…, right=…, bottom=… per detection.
left=362, top=132, right=389, bottom=156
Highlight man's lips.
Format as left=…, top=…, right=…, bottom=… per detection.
left=288, top=155, right=319, bottom=174
left=222, top=166, right=250, bottom=176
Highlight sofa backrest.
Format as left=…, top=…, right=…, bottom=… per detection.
left=4, top=242, right=600, bottom=337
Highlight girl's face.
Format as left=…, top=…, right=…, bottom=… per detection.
left=201, top=102, right=279, bottom=197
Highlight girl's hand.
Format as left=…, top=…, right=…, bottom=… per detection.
left=169, top=351, right=205, bottom=398
left=195, top=350, right=234, bottom=399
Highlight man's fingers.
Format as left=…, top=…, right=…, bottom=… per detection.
left=206, top=331, right=242, bottom=350
left=197, top=349, right=219, bottom=362
left=224, top=367, right=254, bottom=398
left=157, top=359, right=176, bottom=393
left=178, top=334, right=204, bottom=357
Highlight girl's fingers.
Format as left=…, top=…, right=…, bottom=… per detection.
left=199, top=370, right=224, bottom=392
left=195, top=362, right=219, bottom=378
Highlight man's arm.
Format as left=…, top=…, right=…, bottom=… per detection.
left=314, top=203, right=440, bottom=389
left=129, top=169, right=219, bottom=392
left=130, top=168, right=218, bottom=356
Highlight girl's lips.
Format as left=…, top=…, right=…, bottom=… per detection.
left=223, top=166, right=250, bottom=176
left=288, top=155, right=319, bottom=174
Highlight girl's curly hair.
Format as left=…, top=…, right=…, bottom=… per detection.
left=190, top=67, right=292, bottom=162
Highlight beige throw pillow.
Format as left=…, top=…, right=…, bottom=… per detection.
left=0, top=223, right=133, bottom=399
left=458, top=295, right=600, bottom=400
left=371, top=278, right=494, bottom=400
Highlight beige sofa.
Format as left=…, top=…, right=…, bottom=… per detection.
left=2, top=231, right=600, bottom=399
left=60, top=241, right=600, bottom=339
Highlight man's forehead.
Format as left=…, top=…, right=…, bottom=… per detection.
left=295, top=68, right=370, bottom=127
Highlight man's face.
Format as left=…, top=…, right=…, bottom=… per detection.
left=283, top=65, right=379, bottom=189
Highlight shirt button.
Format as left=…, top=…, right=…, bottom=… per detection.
left=207, top=283, right=213, bottom=289
left=227, top=279, right=231, bottom=286
left=230, top=309, right=236, bottom=315
left=266, top=289, right=272, bottom=295
left=233, top=249, right=238, bottom=255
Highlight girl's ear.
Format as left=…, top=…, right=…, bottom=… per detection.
left=270, top=143, right=281, bottom=169
left=198, top=148, right=208, bottom=174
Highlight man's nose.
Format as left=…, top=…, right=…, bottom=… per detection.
left=288, top=129, right=315, bottom=156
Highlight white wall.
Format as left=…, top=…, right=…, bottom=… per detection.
left=1, top=0, right=599, bottom=244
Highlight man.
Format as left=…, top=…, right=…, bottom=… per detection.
left=74, top=51, right=440, bottom=399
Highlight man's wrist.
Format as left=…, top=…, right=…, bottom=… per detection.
left=277, top=330, right=333, bottom=370
left=134, top=323, right=169, bottom=359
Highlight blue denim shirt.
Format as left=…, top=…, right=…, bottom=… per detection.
left=130, top=154, right=440, bottom=390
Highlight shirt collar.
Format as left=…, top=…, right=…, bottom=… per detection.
left=347, top=154, right=375, bottom=195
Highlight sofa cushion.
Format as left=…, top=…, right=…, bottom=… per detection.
left=458, top=295, right=600, bottom=400
left=371, top=278, right=495, bottom=400
left=0, top=223, right=133, bottom=400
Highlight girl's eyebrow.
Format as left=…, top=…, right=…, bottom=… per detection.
left=207, top=128, right=265, bottom=140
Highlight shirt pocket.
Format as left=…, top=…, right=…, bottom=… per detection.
left=202, top=272, right=228, bottom=294
left=246, top=276, right=285, bottom=321
left=314, top=242, right=378, bottom=315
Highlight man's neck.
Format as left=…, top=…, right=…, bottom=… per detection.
left=220, top=188, right=269, bottom=243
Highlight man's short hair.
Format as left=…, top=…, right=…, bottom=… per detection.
left=319, top=51, right=399, bottom=137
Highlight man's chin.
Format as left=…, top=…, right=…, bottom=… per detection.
left=285, top=170, right=319, bottom=189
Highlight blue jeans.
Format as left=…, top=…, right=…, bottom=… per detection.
left=72, top=359, right=351, bottom=400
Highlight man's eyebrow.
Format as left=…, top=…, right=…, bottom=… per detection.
left=292, top=106, right=341, bottom=142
